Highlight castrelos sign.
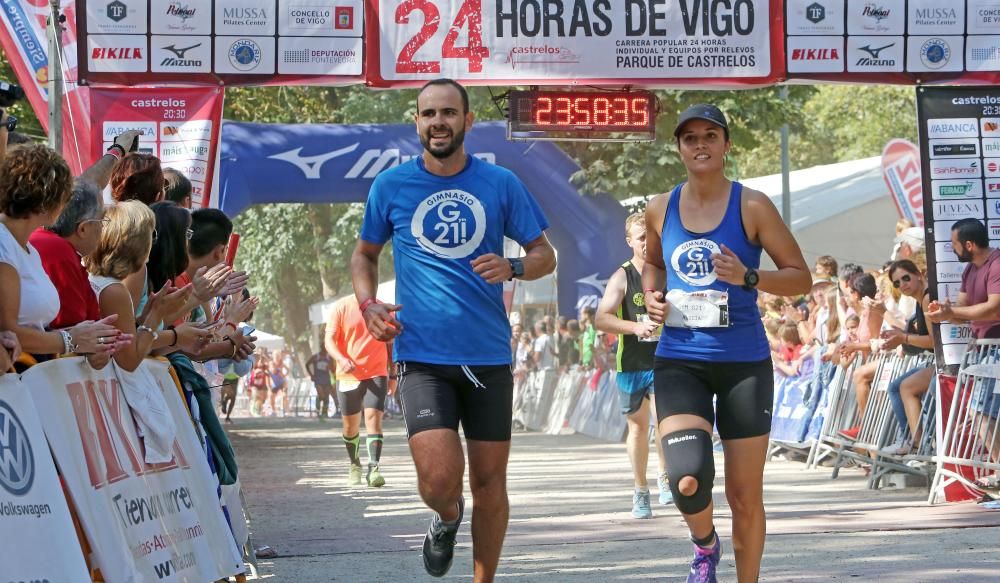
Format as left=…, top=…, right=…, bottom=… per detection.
left=882, top=139, right=924, bottom=226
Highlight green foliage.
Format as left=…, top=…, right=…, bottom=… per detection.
left=0, top=51, right=46, bottom=141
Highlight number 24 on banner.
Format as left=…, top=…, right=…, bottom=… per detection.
left=396, top=0, right=489, bottom=73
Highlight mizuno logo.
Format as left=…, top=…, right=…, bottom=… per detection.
left=268, top=144, right=360, bottom=179
left=164, top=43, right=201, bottom=59
left=859, top=43, right=894, bottom=58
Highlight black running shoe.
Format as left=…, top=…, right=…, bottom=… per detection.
left=422, top=495, right=465, bottom=577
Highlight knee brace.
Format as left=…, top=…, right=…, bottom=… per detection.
left=662, top=429, right=715, bottom=515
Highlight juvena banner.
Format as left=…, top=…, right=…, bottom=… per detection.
left=89, top=86, right=225, bottom=208
left=0, top=374, right=91, bottom=583
left=368, top=0, right=783, bottom=87
left=915, top=86, right=997, bottom=366
left=27, top=358, right=243, bottom=583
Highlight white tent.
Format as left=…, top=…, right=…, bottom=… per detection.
left=252, top=329, right=285, bottom=351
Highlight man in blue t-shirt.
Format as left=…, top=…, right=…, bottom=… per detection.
left=352, top=78, right=555, bottom=581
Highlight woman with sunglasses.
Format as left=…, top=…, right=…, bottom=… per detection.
left=877, top=260, right=935, bottom=455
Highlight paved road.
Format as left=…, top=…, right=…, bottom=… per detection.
left=228, top=417, right=1000, bottom=582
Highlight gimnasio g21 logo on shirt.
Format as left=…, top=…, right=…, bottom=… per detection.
left=411, top=189, right=486, bottom=259
left=671, top=239, right=720, bottom=286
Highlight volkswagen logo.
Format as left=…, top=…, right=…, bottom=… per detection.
left=0, top=400, right=35, bottom=496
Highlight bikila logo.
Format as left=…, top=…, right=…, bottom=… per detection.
left=0, top=400, right=34, bottom=497
left=671, top=239, right=721, bottom=287
left=411, top=190, right=487, bottom=260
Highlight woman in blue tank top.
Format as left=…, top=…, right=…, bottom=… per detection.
left=641, top=105, right=811, bottom=583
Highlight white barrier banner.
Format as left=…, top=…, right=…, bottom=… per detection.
left=0, top=375, right=91, bottom=582
left=375, top=0, right=775, bottom=83
left=26, top=358, right=242, bottom=582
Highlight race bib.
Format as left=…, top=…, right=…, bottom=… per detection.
left=637, top=314, right=664, bottom=342
left=665, top=289, right=730, bottom=329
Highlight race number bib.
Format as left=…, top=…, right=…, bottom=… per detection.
left=665, top=289, right=730, bottom=329
left=637, top=314, right=663, bottom=342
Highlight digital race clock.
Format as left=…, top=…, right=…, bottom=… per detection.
left=507, top=89, right=658, bottom=142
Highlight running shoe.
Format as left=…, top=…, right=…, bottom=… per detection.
left=422, top=495, right=465, bottom=577
left=658, top=473, right=674, bottom=506
left=838, top=425, right=861, bottom=440
left=348, top=464, right=363, bottom=486
left=879, top=438, right=912, bottom=456
left=686, top=536, right=721, bottom=583
left=632, top=489, right=653, bottom=519
left=366, top=463, right=386, bottom=488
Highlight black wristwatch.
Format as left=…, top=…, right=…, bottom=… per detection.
left=742, top=267, right=759, bottom=290
left=508, top=258, right=525, bottom=280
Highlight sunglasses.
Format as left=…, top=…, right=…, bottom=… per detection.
left=892, top=274, right=912, bottom=288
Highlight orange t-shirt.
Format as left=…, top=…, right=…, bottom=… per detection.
left=327, top=295, right=389, bottom=382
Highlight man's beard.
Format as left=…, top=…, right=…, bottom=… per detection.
left=957, top=246, right=974, bottom=263
left=421, top=124, right=466, bottom=159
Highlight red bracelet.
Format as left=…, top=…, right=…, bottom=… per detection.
left=359, top=298, right=378, bottom=314
left=106, top=144, right=125, bottom=160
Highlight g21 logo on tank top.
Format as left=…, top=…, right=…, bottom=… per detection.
left=412, top=189, right=487, bottom=259
left=671, top=239, right=720, bottom=287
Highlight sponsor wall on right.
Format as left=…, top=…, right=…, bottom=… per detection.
left=917, top=86, right=999, bottom=365
left=786, top=0, right=1000, bottom=82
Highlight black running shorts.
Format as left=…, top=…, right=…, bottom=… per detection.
left=397, top=361, right=514, bottom=441
left=653, top=357, right=774, bottom=440
left=337, top=377, right=388, bottom=416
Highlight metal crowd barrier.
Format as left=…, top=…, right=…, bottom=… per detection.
left=929, top=340, right=1000, bottom=504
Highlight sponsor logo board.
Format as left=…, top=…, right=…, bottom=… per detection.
left=982, top=118, right=1000, bottom=136
left=87, top=0, right=148, bottom=34
left=103, top=121, right=157, bottom=144
left=936, top=218, right=982, bottom=241
left=87, top=34, right=148, bottom=73
left=930, top=158, right=982, bottom=179
left=936, top=241, right=960, bottom=262
left=940, top=323, right=973, bottom=344
left=987, top=198, right=1000, bottom=218
left=214, top=36, right=275, bottom=75
left=150, top=36, right=211, bottom=73
left=987, top=158, right=1000, bottom=177
left=160, top=140, right=212, bottom=163
left=215, top=0, right=275, bottom=35
left=847, top=0, right=905, bottom=35
left=786, top=36, right=844, bottom=73
left=936, top=262, right=965, bottom=283
left=967, top=0, right=1000, bottom=35
left=150, top=0, right=212, bottom=35
left=938, top=282, right=962, bottom=303
left=787, top=0, right=844, bottom=35
left=928, top=138, right=981, bottom=158
left=160, top=120, right=213, bottom=142
left=986, top=178, right=1000, bottom=197
left=908, top=0, right=965, bottom=35
left=927, top=118, right=979, bottom=139
left=907, top=36, right=964, bottom=72
left=278, top=0, right=363, bottom=37
left=966, top=35, right=1000, bottom=71
left=846, top=36, right=903, bottom=72
left=277, top=36, right=363, bottom=76
left=932, top=199, right=984, bottom=221
left=931, top=179, right=983, bottom=199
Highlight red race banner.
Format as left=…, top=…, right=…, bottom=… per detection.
left=366, top=0, right=785, bottom=88
left=89, top=87, right=225, bottom=208
left=76, top=0, right=364, bottom=86
left=881, top=139, right=924, bottom=227
left=0, top=0, right=93, bottom=174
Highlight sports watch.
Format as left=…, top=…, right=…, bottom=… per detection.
left=742, top=267, right=760, bottom=290
left=508, top=258, right=525, bottom=280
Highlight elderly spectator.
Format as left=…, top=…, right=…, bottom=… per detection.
left=110, top=152, right=165, bottom=205
left=0, top=144, right=121, bottom=362
left=29, top=180, right=105, bottom=330
left=163, top=168, right=193, bottom=209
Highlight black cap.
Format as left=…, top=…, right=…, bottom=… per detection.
left=674, top=104, right=729, bottom=137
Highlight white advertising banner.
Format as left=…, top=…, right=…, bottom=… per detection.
left=374, top=0, right=776, bottom=84
left=26, top=358, right=243, bottom=583
left=0, top=375, right=91, bottom=582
